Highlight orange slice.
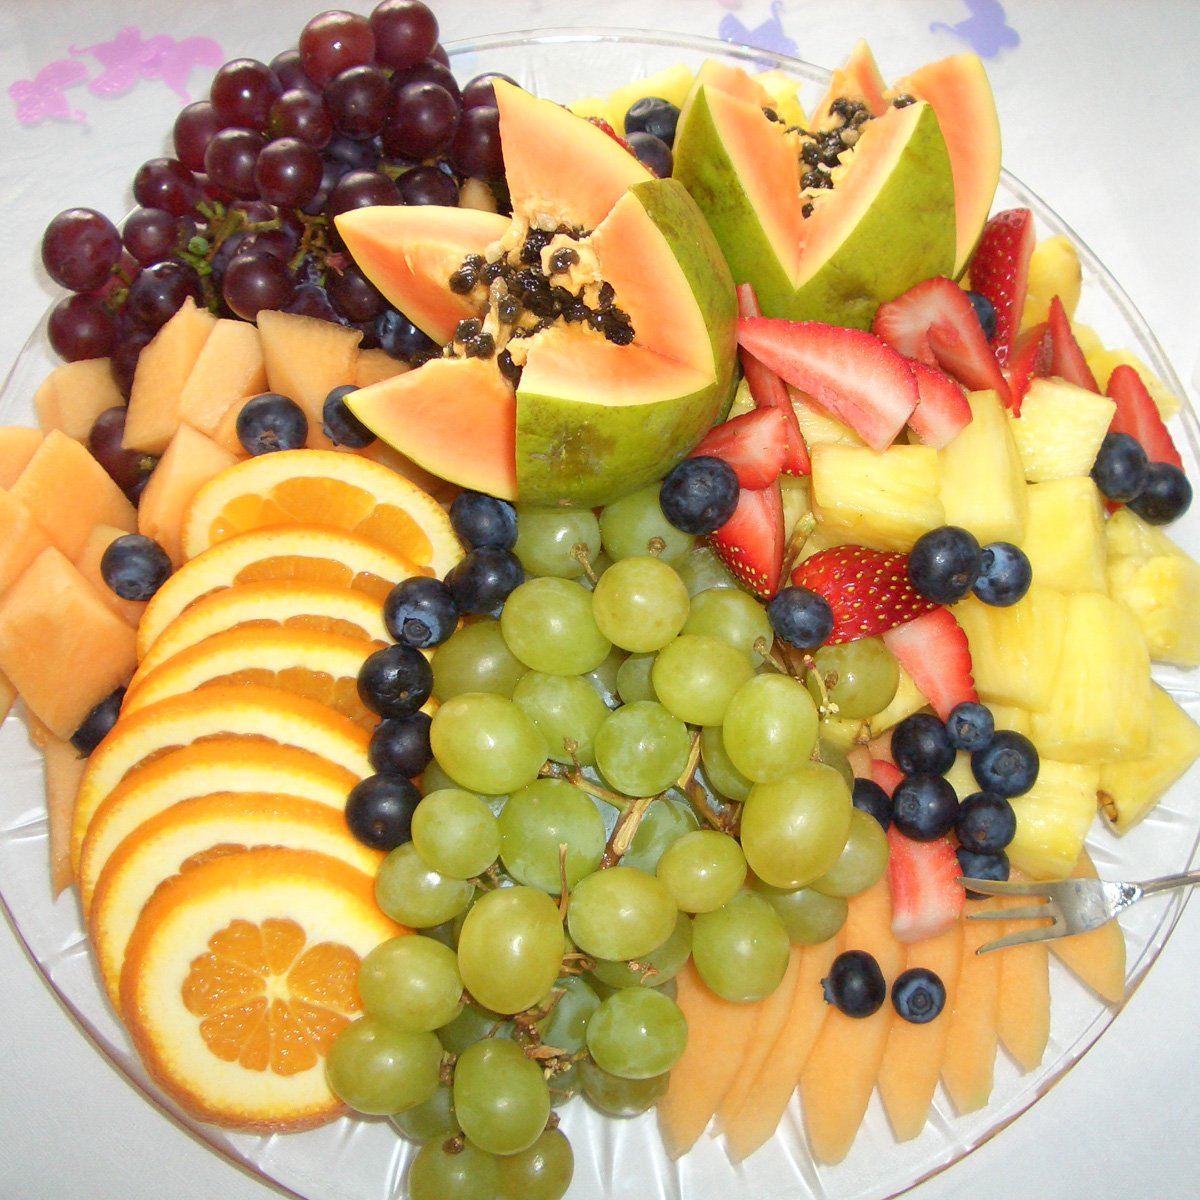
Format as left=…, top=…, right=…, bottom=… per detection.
left=90, top=792, right=384, bottom=1008
left=71, top=685, right=371, bottom=877
left=131, top=581, right=390, bottom=689
left=79, top=737, right=359, bottom=918
left=180, top=449, right=462, bottom=578
left=119, top=846, right=403, bottom=1131
left=136, top=524, right=424, bottom=660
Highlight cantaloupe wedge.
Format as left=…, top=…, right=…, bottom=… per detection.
left=799, top=877, right=904, bottom=1163
left=0, top=672, right=14, bottom=724
left=74, top=524, right=146, bottom=628
left=32, top=359, right=123, bottom=440
left=0, top=427, right=43, bottom=486
left=43, top=734, right=87, bottom=896
left=354, top=348, right=408, bottom=388
left=877, top=921, right=963, bottom=1141
left=995, top=892, right=1051, bottom=1072
left=940, top=897, right=1000, bottom=1114
left=1047, top=848, right=1126, bottom=1005
left=177, top=317, right=267, bottom=437
left=0, top=489, right=50, bottom=593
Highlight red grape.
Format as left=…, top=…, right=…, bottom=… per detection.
left=41, top=209, right=122, bottom=292
left=299, top=11, right=376, bottom=88
left=325, top=169, right=401, bottom=224
left=254, top=137, right=324, bottom=207
left=88, top=407, right=157, bottom=501
left=269, top=88, right=333, bottom=148
left=132, top=158, right=201, bottom=217
left=270, top=48, right=315, bottom=94
left=461, top=72, right=517, bottom=110
left=223, top=251, right=296, bottom=319
left=396, top=164, right=459, bottom=206
left=369, top=0, right=438, bottom=71
left=48, top=293, right=115, bottom=361
left=327, top=262, right=386, bottom=322
left=450, top=106, right=503, bottom=180
left=204, top=128, right=266, bottom=198
left=122, top=207, right=183, bottom=266
left=210, top=58, right=281, bottom=132
left=125, top=260, right=203, bottom=330
left=110, top=327, right=156, bottom=398
left=325, top=65, right=390, bottom=139
left=389, top=57, right=460, bottom=101
left=173, top=101, right=223, bottom=172
left=383, top=81, right=459, bottom=160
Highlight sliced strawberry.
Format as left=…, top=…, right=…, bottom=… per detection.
left=871, top=757, right=903, bottom=796
left=736, top=283, right=811, bottom=475
left=737, top=318, right=919, bottom=453
left=708, top=479, right=784, bottom=599
left=907, top=361, right=972, bottom=448
left=1004, top=320, right=1051, bottom=415
left=968, top=208, right=1036, bottom=366
left=881, top=607, right=977, bottom=721
left=887, top=827, right=965, bottom=944
left=690, top=406, right=788, bottom=489
left=1047, top=295, right=1099, bottom=392
left=1107, top=363, right=1183, bottom=468
left=789, top=546, right=940, bottom=644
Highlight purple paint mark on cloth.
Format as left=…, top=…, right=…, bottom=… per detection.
left=930, top=0, right=1020, bottom=58
left=9, top=59, right=89, bottom=125
left=718, top=1, right=798, bottom=64
left=70, top=26, right=223, bottom=102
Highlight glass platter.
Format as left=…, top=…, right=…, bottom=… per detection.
left=2, top=26, right=1199, bottom=1200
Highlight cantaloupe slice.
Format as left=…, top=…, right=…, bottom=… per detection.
left=32, top=359, right=123, bottom=440
left=177, top=317, right=267, bottom=437
left=74, top=524, right=146, bottom=627
left=940, top=897, right=1001, bottom=1114
left=798, top=877, right=904, bottom=1163
left=44, top=734, right=88, bottom=896
left=0, top=427, right=43, bottom=486
left=0, top=672, right=15, bottom=724
left=0, top=489, right=50, bottom=593
left=211, top=393, right=254, bottom=457
left=1047, top=848, right=1126, bottom=1005
left=995, top=891, right=1051, bottom=1072
left=354, top=348, right=407, bottom=388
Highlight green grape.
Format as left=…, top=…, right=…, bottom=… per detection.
left=750, top=877, right=849, bottom=944
left=411, top=789, right=502, bottom=880
left=375, top=842, right=476, bottom=927
left=500, top=577, right=612, bottom=675
left=583, top=644, right=626, bottom=707
left=655, top=829, right=747, bottom=914
left=438, top=1003, right=515, bottom=1055
left=429, top=692, right=549, bottom=795
left=325, top=1015, right=442, bottom=1115
left=691, top=890, right=790, bottom=1002
left=651, top=633, right=754, bottom=726
left=809, top=805, right=890, bottom=897
left=586, top=986, right=688, bottom=1079
left=512, top=671, right=610, bottom=766
left=514, top=505, right=601, bottom=579
left=681, top=586, right=774, bottom=664
left=456, top=885, right=565, bottom=1015
left=389, top=1082, right=460, bottom=1141
left=618, top=793, right=698, bottom=874
left=589, top=555, right=690, bottom=652
left=699, top=725, right=752, bottom=802
left=566, top=865, right=677, bottom=961
left=590, top=909, right=692, bottom=989
left=453, top=1037, right=551, bottom=1155
left=815, top=738, right=855, bottom=791
left=407, top=1135, right=498, bottom=1200
left=593, top=700, right=690, bottom=797
left=599, top=482, right=694, bottom=564
left=740, top=761, right=853, bottom=889
left=809, top=637, right=900, bottom=720
left=358, top=935, right=464, bottom=1032
left=498, top=778, right=606, bottom=893
left=534, top=974, right=601, bottom=1054
left=432, top=619, right=528, bottom=701
left=579, top=1058, right=669, bottom=1117
left=721, top=673, right=819, bottom=783
left=549, top=1059, right=581, bottom=1104
left=614, top=652, right=658, bottom=704
left=421, top=760, right=507, bottom=812
left=496, top=1127, right=574, bottom=1200
left=674, top=543, right=740, bottom=597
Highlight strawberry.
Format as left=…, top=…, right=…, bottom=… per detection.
left=690, top=406, right=789, bottom=490
left=871, top=276, right=1010, bottom=405
left=967, top=208, right=1036, bottom=366
left=907, top=361, right=972, bottom=448
left=737, top=318, right=919, bottom=453
left=881, top=607, right=977, bottom=721
left=1046, top=295, right=1099, bottom=392
left=1107, top=363, right=1183, bottom=468
left=708, top=479, right=784, bottom=598
left=736, top=283, right=811, bottom=475
left=887, top=827, right=965, bottom=944
left=1004, top=320, right=1051, bottom=415
left=789, top=546, right=939, bottom=644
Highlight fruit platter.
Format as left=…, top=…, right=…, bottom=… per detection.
left=2, top=5, right=1200, bottom=1200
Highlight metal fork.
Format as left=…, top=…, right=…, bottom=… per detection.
left=958, top=868, right=1200, bottom=954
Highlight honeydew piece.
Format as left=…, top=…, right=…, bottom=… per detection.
left=32, top=359, right=123, bottom=439
left=123, top=297, right=218, bottom=454
left=938, top=388, right=1027, bottom=545
left=609, top=63, right=695, bottom=132
left=177, top=317, right=267, bottom=437
left=1047, top=848, right=1126, bottom=1004
left=1007, top=377, right=1116, bottom=482
left=11, top=429, right=137, bottom=561
left=1006, top=758, right=1099, bottom=880
left=44, top=734, right=87, bottom=896
left=0, top=427, right=43, bottom=486
left=0, top=489, right=51, bottom=594
left=790, top=387, right=865, bottom=448
left=74, top=524, right=146, bottom=627
left=1021, top=476, right=1107, bottom=594
left=0, top=546, right=137, bottom=740
left=995, top=890, right=1051, bottom=1072
left=1085, top=348, right=1180, bottom=420
left=1019, top=234, right=1081, bottom=330
left=354, top=349, right=409, bottom=388
left=940, top=897, right=1000, bottom=1114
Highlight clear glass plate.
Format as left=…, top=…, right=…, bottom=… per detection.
left=2, top=27, right=1199, bottom=1200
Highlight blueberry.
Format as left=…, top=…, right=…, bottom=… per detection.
left=955, top=790, right=1017, bottom=854
left=375, top=308, right=439, bottom=363
left=890, top=712, right=956, bottom=775
left=1126, top=461, right=1192, bottom=525
left=891, top=967, right=947, bottom=1024
left=345, top=773, right=421, bottom=850
left=449, top=491, right=519, bottom=550
left=368, top=711, right=433, bottom=778
left=100, top=534, right=172, bottom=600
left=955, top=846, right=1010, bottom=899
left=767, top=585, right=834, bottom=649
left=1090, top=431, right=1148, bottom=503
left=908, top=525, right=982, bottom=604
left=624, top=96, right=680, bottom=145
left=822, top=949, right=886, bottom=1018
left=626, top=130, right=673, bottom=178
left=945, top=701, right=995, bottom=752
left=444, top=545, right=525, bottom=615
left=971, top=729, right=1039, bottom=798
left=236, top=391, right=308, bottom=455
left=357, top=642, right=434, bottom=718
left=70, top=686, right=126, bottom=755
left=973, top=541, right=1032, bottom=607
left=891, top=773, right=959, bottom=841
left=851, top=776, right=893, bottom=831
left=384, top=576, right=459, bottom=648
left=321, top=384, right=375, bottom=448
left=659, top=456, right=740, bottom=535
left=966, top=290, right=997, bottom=341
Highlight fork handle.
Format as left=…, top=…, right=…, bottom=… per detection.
left=1136, top=867, right=1200, bottom=898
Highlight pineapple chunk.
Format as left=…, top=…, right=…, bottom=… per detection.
left=566, top=94, right=619, bottom=128
left=865, top=663, right=926, bottom=735
left=939, top=388, right=1027, bottom=545
left=1007, top=758, right=1099, bottom=880
left=1021, top=477, right=1107, bottom=593
left=810, top=443, right=943, bottom=553
left=753, top=68, right=807, bottom=127
left=988, top=703, right=1032, bottom=737
left=1007, top=378, right=1116, bottom=482
left=1019, top=235, right=1081, bottom=331
left=1085, top=348, right=1180, bottom=420
left=727, top=375, right=755, bottom=419
left=790, top=387, right=864, bottom=449
left=1030, top=592, right=1152, bottom=762
left=944, top=751, right=976, bottom=801
left=1098, top=684, right=1200, bottom=833
left=1070, top=322, right=1105, bottom=358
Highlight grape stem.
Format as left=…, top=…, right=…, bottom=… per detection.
left=539, top=760, right=632, bottom=811
left=557, top=843, right=570, bottom=919
left=781, top=511, right=819, bottom=580
left=601, top=793, right=657, bottom=868
left=569, top=541, right=598, bottom=583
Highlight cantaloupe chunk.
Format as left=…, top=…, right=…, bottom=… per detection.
left=995, top=891, right=1051, bottom=1072
left=137, top=423, right=238, bottom=566
left=798, top=877, right=904, bottom=1163
left=177, top=317, right=268, bottom=437
left=44, top=734, right=87, bottom=896
left=722, top=926, right=845, bottom=1162
left=0, top=427, right=43, bottom=486
left=74, top=524, right=146, bottom=627
left=0, top=489, right=51, bottom=594
left=940, top=897, right=1000, bottom=1114
left=354, top=348, right=408, bottom=388
left=1047, top=848, right=1126, bottom=1005
left=657, top=960, right=763, bottom=1159
left=32, top=359, right=123, bottom=440
left=0, top=546, right=137, bottom=740
left=11, top=430, right=137, bottom=561
left=123, top=298, right=218, bottom=454
left=0, top=671, right=15, bottom=723
left=211, top=394, right=253, bottom=458
left=877, top=922, right=964, bottom=1141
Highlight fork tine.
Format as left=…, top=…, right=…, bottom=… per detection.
left=974, top=922, right=1067, bottom=955
left=966, top=904, right=1057, bottom=923
left=955, top=877, right=1052, bottom=897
